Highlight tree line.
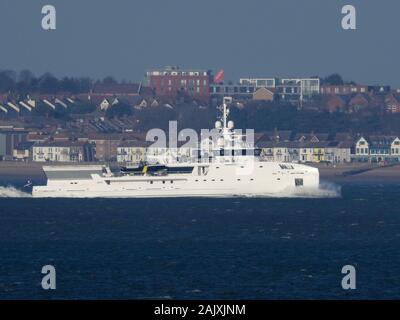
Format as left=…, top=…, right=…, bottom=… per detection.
left=0, top=70, right=124, bottom=95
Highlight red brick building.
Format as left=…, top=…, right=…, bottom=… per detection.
left=385, top=94, right=400, bottom=113
left=146, top=66, right=210, bottom=102
left=324, top=95, right=346, bottom=113
left=348, top=93, right=370, bottom=111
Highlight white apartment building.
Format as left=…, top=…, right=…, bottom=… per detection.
left=239, top=78, right=277, bottom=88
left=32, top=141, right=92, bottom=162
left=117, top=141, right=147, bottom=165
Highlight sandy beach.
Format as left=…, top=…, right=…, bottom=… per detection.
left=0, top=161, right=399, bottom=183
left=311, top=163, right=400, bottom=182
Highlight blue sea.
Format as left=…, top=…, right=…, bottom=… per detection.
left=0, top=178, right=400, bottom=300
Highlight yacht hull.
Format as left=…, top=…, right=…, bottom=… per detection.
left=32, top=163, right=320, bottom=198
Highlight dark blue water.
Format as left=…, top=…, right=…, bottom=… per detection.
left=0, top=180, right=400, bottom=299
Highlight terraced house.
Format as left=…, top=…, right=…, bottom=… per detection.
left=352, top=136, right=400, bottom=163
left=32, top=141, right=94, bottom=162
left=117, top=140, right=148, bottom=166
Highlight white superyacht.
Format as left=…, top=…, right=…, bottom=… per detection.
left=32, top=98, right=319, bottom=198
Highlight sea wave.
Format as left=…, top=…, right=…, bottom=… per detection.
left=0, top=186, right=32, bottom=198
left=280, top=181, right=341, bottom=198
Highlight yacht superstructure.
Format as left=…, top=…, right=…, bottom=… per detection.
left=32, top=98, right=319, bottom=198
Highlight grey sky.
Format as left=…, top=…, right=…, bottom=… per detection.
left=0, top=0, right=398, bottom=87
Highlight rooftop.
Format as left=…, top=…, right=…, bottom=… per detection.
left=33, top=141, right=89, bottom=147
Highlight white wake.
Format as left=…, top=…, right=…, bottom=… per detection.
left=278, top=181, right=341, bottom=198
left=235, top=181, right=342, bottom=199
left=0, top=186, right=32, bottom=198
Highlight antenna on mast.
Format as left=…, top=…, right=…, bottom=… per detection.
left=222, top=96, right=232, bottom=129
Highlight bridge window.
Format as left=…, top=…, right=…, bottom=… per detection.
left=295, top=178, right=303, bottom=186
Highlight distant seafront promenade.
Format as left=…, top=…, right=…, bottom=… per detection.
left=0, top=161, right=399, bottom=183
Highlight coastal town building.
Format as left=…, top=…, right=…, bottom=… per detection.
left=87, top=133, right=146, bottom=162
left=13, top=141, right=35, bottom=161
left=32, top=141, right=94, bottom=162
left=210, top=77, right=319, bottom=104
left=252, top=87, right=275, bottom=101
left=0, top=130, right=29, bottom=161
left=146, top=66, right=210, bottom=102
left=324, top=94, right=347, bottom=113
left=348, top=94, right=370, bottom=111
left=385, top=94, right=400, bottom=113
left=1, top=129, right=396, bottom=165
left=353, top=137, right=370, bottom=161
left=87, top=134, right=123, bottom=162
left=324, top=141, right=352, bottom=163
left=209, top=83, right=258, bottom=100
left=84, top=83, right=152, bottom=110
left=117, top=140, right=148, bottom=165
left=277, top=78, right=320, bottom=103
left=321, top=85, right=368, bottom=95
left=145, top=145, right=193, bottom=164
left=352, top=136, right=400, bottom=163
left=255, top=132, right=359, bottom=164
left=368, top=86, right=391, bottom=94
left=239, top=78, right=276, bottom=88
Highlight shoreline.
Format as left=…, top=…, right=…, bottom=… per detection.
left=0, top=161, right=399, bottom=183
left=311, top=163, right=400, bottom=183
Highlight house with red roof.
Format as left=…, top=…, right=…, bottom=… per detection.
left=385, top=93, right=400, bottom=113
left=348, top=93, right=370, bottom=112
